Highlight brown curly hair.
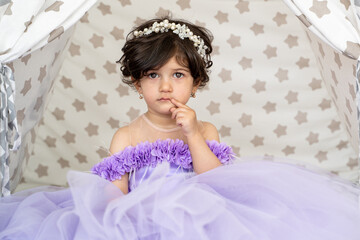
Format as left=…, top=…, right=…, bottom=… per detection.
left=117, top=16, right=213, bottom=89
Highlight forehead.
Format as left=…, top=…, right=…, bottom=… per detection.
left=162, top=56, right=188, bottom=67
left=153, top=53, right=189, bottom=70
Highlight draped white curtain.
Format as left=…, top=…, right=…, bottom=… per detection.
left=0, top=0, right=97, bottom=197
left=283, top=0, right=360, bottom=59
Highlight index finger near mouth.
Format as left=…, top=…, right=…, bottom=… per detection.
left=171, top=98, right=186, bottom=107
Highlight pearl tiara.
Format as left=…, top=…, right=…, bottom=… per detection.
left=133, top=19, right=208, bottom=59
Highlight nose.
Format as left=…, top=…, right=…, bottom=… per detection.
left=159, top=77, right=173, bottom=92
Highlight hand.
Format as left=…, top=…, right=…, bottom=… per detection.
left=169, top=98, right=199, bottom=138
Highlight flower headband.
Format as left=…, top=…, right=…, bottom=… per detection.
left=133, top=19, right=208, bottom=59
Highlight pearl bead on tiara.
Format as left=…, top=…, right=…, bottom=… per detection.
left=133, top=19, right=208, bottom=59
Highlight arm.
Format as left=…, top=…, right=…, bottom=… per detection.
left=187, top=122, right=222, bottom=174
left=108, top=126, right=130, bottom=194
left=170, top=99, right=222, bottom=174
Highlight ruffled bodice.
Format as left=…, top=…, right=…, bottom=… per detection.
left=92, top=139, right=235, bottom=190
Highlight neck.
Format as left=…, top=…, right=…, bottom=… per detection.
left=144, top=111, right=179, bottom=129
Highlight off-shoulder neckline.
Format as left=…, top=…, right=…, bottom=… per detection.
left=92, top=139, right=235, bottom=182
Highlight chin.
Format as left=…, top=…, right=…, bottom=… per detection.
left=152, top=108, right=172, bottom=115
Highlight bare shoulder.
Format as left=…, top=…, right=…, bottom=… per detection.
left=200, top=121, right=220, bottom=141
left=109, top=125, right=131, bottom=155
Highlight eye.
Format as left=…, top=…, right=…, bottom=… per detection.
left=147, top=73, right=159, bottom=79
left=173, top=72, right=184, bottom=78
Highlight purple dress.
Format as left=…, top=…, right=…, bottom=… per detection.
left=0, top=139, right=360, bottom=240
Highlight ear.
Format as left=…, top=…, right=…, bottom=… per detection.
left=192, top=79, right=201, bottom=94
left=133, top=77, right=142, bottom=93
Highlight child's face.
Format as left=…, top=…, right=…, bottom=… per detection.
left=135, top=56, right=197, bottom=116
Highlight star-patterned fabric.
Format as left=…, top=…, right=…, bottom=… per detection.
left=10, top=0, right=359, bottom=192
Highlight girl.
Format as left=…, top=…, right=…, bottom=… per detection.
left=103, top=17, right=225, bottom=194
left=1, top=17, right=360, bottom=240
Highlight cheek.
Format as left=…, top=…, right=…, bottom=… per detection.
left=177, top=88, right=193, bottom=102
left=140, top=83, right=155, bottom=94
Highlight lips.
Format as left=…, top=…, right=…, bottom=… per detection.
left=158, top=98, right=171, bottom=101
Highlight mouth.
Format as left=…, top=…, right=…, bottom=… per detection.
left=158, top=98, right=171, bottom=101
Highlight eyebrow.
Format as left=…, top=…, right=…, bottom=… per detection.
left=174, top=68, right=190, bottom=72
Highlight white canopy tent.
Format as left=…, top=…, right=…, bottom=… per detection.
left=0, top=0, right=359, bottom=198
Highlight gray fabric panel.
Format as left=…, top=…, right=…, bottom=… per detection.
left=357, top=61, right=360, bottom=183
left=0, top=64, right=21, bottom=197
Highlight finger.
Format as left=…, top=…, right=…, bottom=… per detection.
left=170, top=98, right=188, bottom=108
left=175, top=118, right=184, bottom=127
left=171, top=107, right=187, bottom=119
left=174, top=114, right=186, bottom=126
left=170, top=106, right=179, bottom=117
left=169, top=105, right=185, bottom=113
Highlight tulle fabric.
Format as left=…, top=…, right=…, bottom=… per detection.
left=1, top=159, right=360, bottom=240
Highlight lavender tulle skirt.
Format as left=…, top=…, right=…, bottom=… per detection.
left=1, top=160, right=360, bottom=240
